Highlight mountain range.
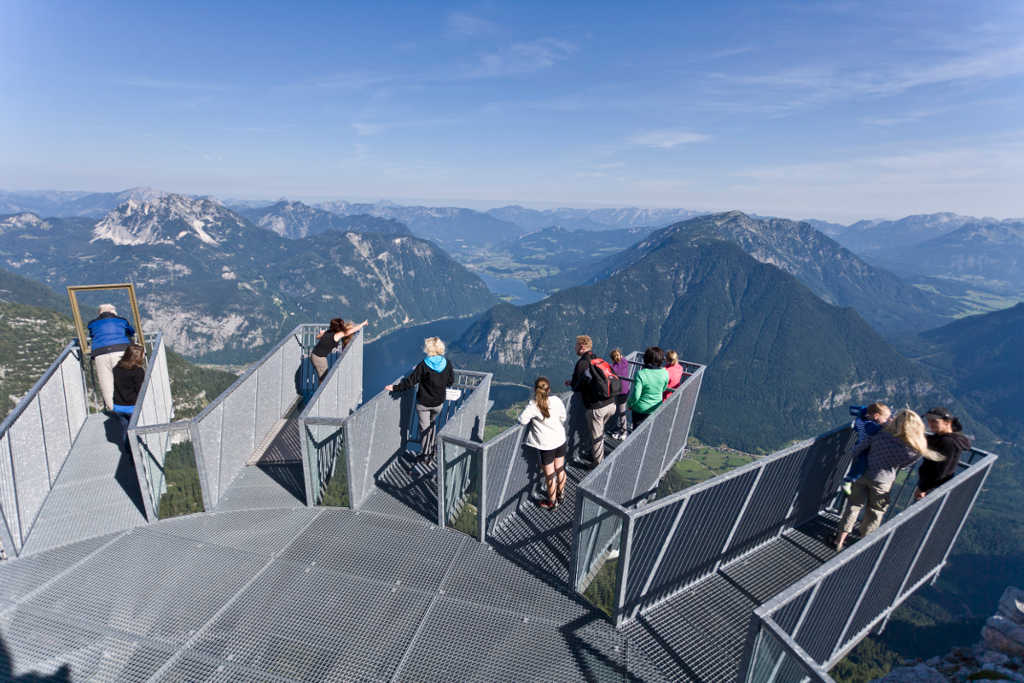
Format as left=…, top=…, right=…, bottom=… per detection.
left=452, top=227, right=957, bottom=450
left=0, top=194, right=496, bottom=361
left=529, top=212, right=960, bottom=337
left=237, top=201, right=410, bottom=239
left=486, top=205, right=703, bottom=232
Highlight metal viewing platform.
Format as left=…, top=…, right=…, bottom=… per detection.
left=0, top=329, right=997, bottom=682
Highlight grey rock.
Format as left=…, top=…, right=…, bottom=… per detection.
left=999, top=586, right=1024, bottom=626
left=983, top=615, right=1024, bottom=657
left=873, top=662, right=946, bottom=682
left=980, top=649, right=1010, bottom=666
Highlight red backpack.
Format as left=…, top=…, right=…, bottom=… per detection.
left=590, top=358, right=622, bottom=400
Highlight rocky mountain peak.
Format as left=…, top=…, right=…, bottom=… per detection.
left=0, top=213, right=46, bottom=232
left=91, top=193, right=246, bottom=246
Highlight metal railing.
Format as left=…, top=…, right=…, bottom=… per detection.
left=607, top=424, right=855, bottom=626
left=191, top=324, right=311, bottom=509
left=569, top=359, right=705, bottom=611
left=743, top=448, right=997, bottom=682
left=0, top=341, right=89, bottom=557
left=125, top=333, right=174, bottom=519
left=436, top=371, right=491, bottom=528
left=338, top=367, right=492, bottom=517
left=298, top=331, right=363, bottom=506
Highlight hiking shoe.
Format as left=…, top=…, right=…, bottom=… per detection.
left=537, top=499, right=558, bottom=511
left=606, top=548, right=620, bottom=561
left=841, top=481, right=853, bottom=496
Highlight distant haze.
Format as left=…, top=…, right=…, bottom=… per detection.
left=2, top=1, right=1023, bottom=222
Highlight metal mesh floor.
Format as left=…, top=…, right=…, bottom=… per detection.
left=20, top=414, right=148, bottom=556
left=360, top=455, right=439, bottom=523
left=623, top=515, right=840, bottom=683
left=486, top=460, right=589, bottom=585
left=0, top=507, right=647, bottom=682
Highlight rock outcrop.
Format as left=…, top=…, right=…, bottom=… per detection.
left=876, top=586, right=1024, bottom=682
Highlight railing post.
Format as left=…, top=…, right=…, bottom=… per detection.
left=189, top=421, right=214, bottom=512
left=614, top=512, right=634, bottom=627
left=436, top=438, right=447, bottom=527
left=569, top=484, right=584, bottom=590
left=478, top=443, right=488, bottom=544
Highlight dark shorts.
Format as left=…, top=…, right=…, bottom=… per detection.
left=536, top=443, right=566, bottom=467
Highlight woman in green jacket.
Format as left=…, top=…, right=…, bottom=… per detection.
left=627, top=346, right=669, bottom=428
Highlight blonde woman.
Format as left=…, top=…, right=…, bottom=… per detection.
left=387, top=337, right=454, bottom=464
left=663, top=349, right=684, bottom=400
left=518, top=377, right=568, bottom=509
left=835, top=409, right=943, bottom=550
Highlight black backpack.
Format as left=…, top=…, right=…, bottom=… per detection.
left=589, top=357, right=622, bottom=400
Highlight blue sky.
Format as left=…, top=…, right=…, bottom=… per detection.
left=2, top=0, right=1022, bottom=221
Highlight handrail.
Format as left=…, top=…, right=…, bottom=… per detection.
left=0, top=340, right=80, bottom=436
left=125, top=333, right=171, bottom=520
left=743, top=450, right=997, bottom=680
left=0, top=339, right=88, bottom=557
left=194, top=323, right=315, bottom=423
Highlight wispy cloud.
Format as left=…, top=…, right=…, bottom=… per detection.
left=470, top=38, right=576, bottom=78
left=446, top=12, right=497, bottom=37
left=629, top=129, right=709, bottom=149
left=352, top=122, right=386, bottom=136
left=313, top=71, right=396, bottom=90
left=862, top=109, right=940, bottom=127
left=710, top=42, right=1024, bottom=111
left=118, top=77, right=227, bottom=91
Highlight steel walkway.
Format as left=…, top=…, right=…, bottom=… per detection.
left=0, top=507, right=663, bottom=682
left=19, top=414, right=147, bottom=557
left=622, top=515, right=841, bottom=682
left=215, top=418, right=306, bottom=512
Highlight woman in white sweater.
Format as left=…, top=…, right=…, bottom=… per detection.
left=519, top=377, right=567, bottom=510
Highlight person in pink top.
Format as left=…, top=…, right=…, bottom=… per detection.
left=609, top=349, right=631, bottom=439
left=663, top=350, right=685, bottom=400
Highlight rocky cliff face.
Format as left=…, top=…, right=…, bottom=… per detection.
left=877, top=586, right=1024, bottom=682
left=0, top=197, right=497, bottom=362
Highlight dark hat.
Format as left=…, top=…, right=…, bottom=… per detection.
left=924, top=407, right=955, bottom=421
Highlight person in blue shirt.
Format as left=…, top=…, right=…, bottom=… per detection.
left=87, top=304, right=136, bottom=411
left=841, top=402, right=892, bottom=496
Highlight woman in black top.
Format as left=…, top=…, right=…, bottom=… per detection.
left=311, top=317, right=368, bottom=379
left=112, top=344, right=146, bottom=446
left=915, top=407, right=970, bottom=499
left=386, top=337, right=454, bottom=465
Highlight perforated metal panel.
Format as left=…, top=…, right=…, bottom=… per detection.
left=726, top=450, right=809, bottom=558
left=0, top=432, right=20, bottom=550
left=843, top=500, right=939, bottom=643
left=38, top=366, right=72, bottom=485
left=9, top=400, right=49, bottom=535
left=793, top=541, right=885, bottom=663
left=624, top=497, right=685, bottom=605
left=482, top=424, right=525, bottom=534
left=904, top=467, right=986, bottom=592
left=645, top=469, right=760, bottom=600
left=773, top=587, right=813, bottom=635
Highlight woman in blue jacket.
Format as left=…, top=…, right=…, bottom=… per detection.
left=87, top=304, right=135, bottom=411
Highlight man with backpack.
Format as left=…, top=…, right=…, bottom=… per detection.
left=568, top=334, right=618, bottom=469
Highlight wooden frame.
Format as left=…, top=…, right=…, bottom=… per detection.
left=66, top=283, right=145, bottom=355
